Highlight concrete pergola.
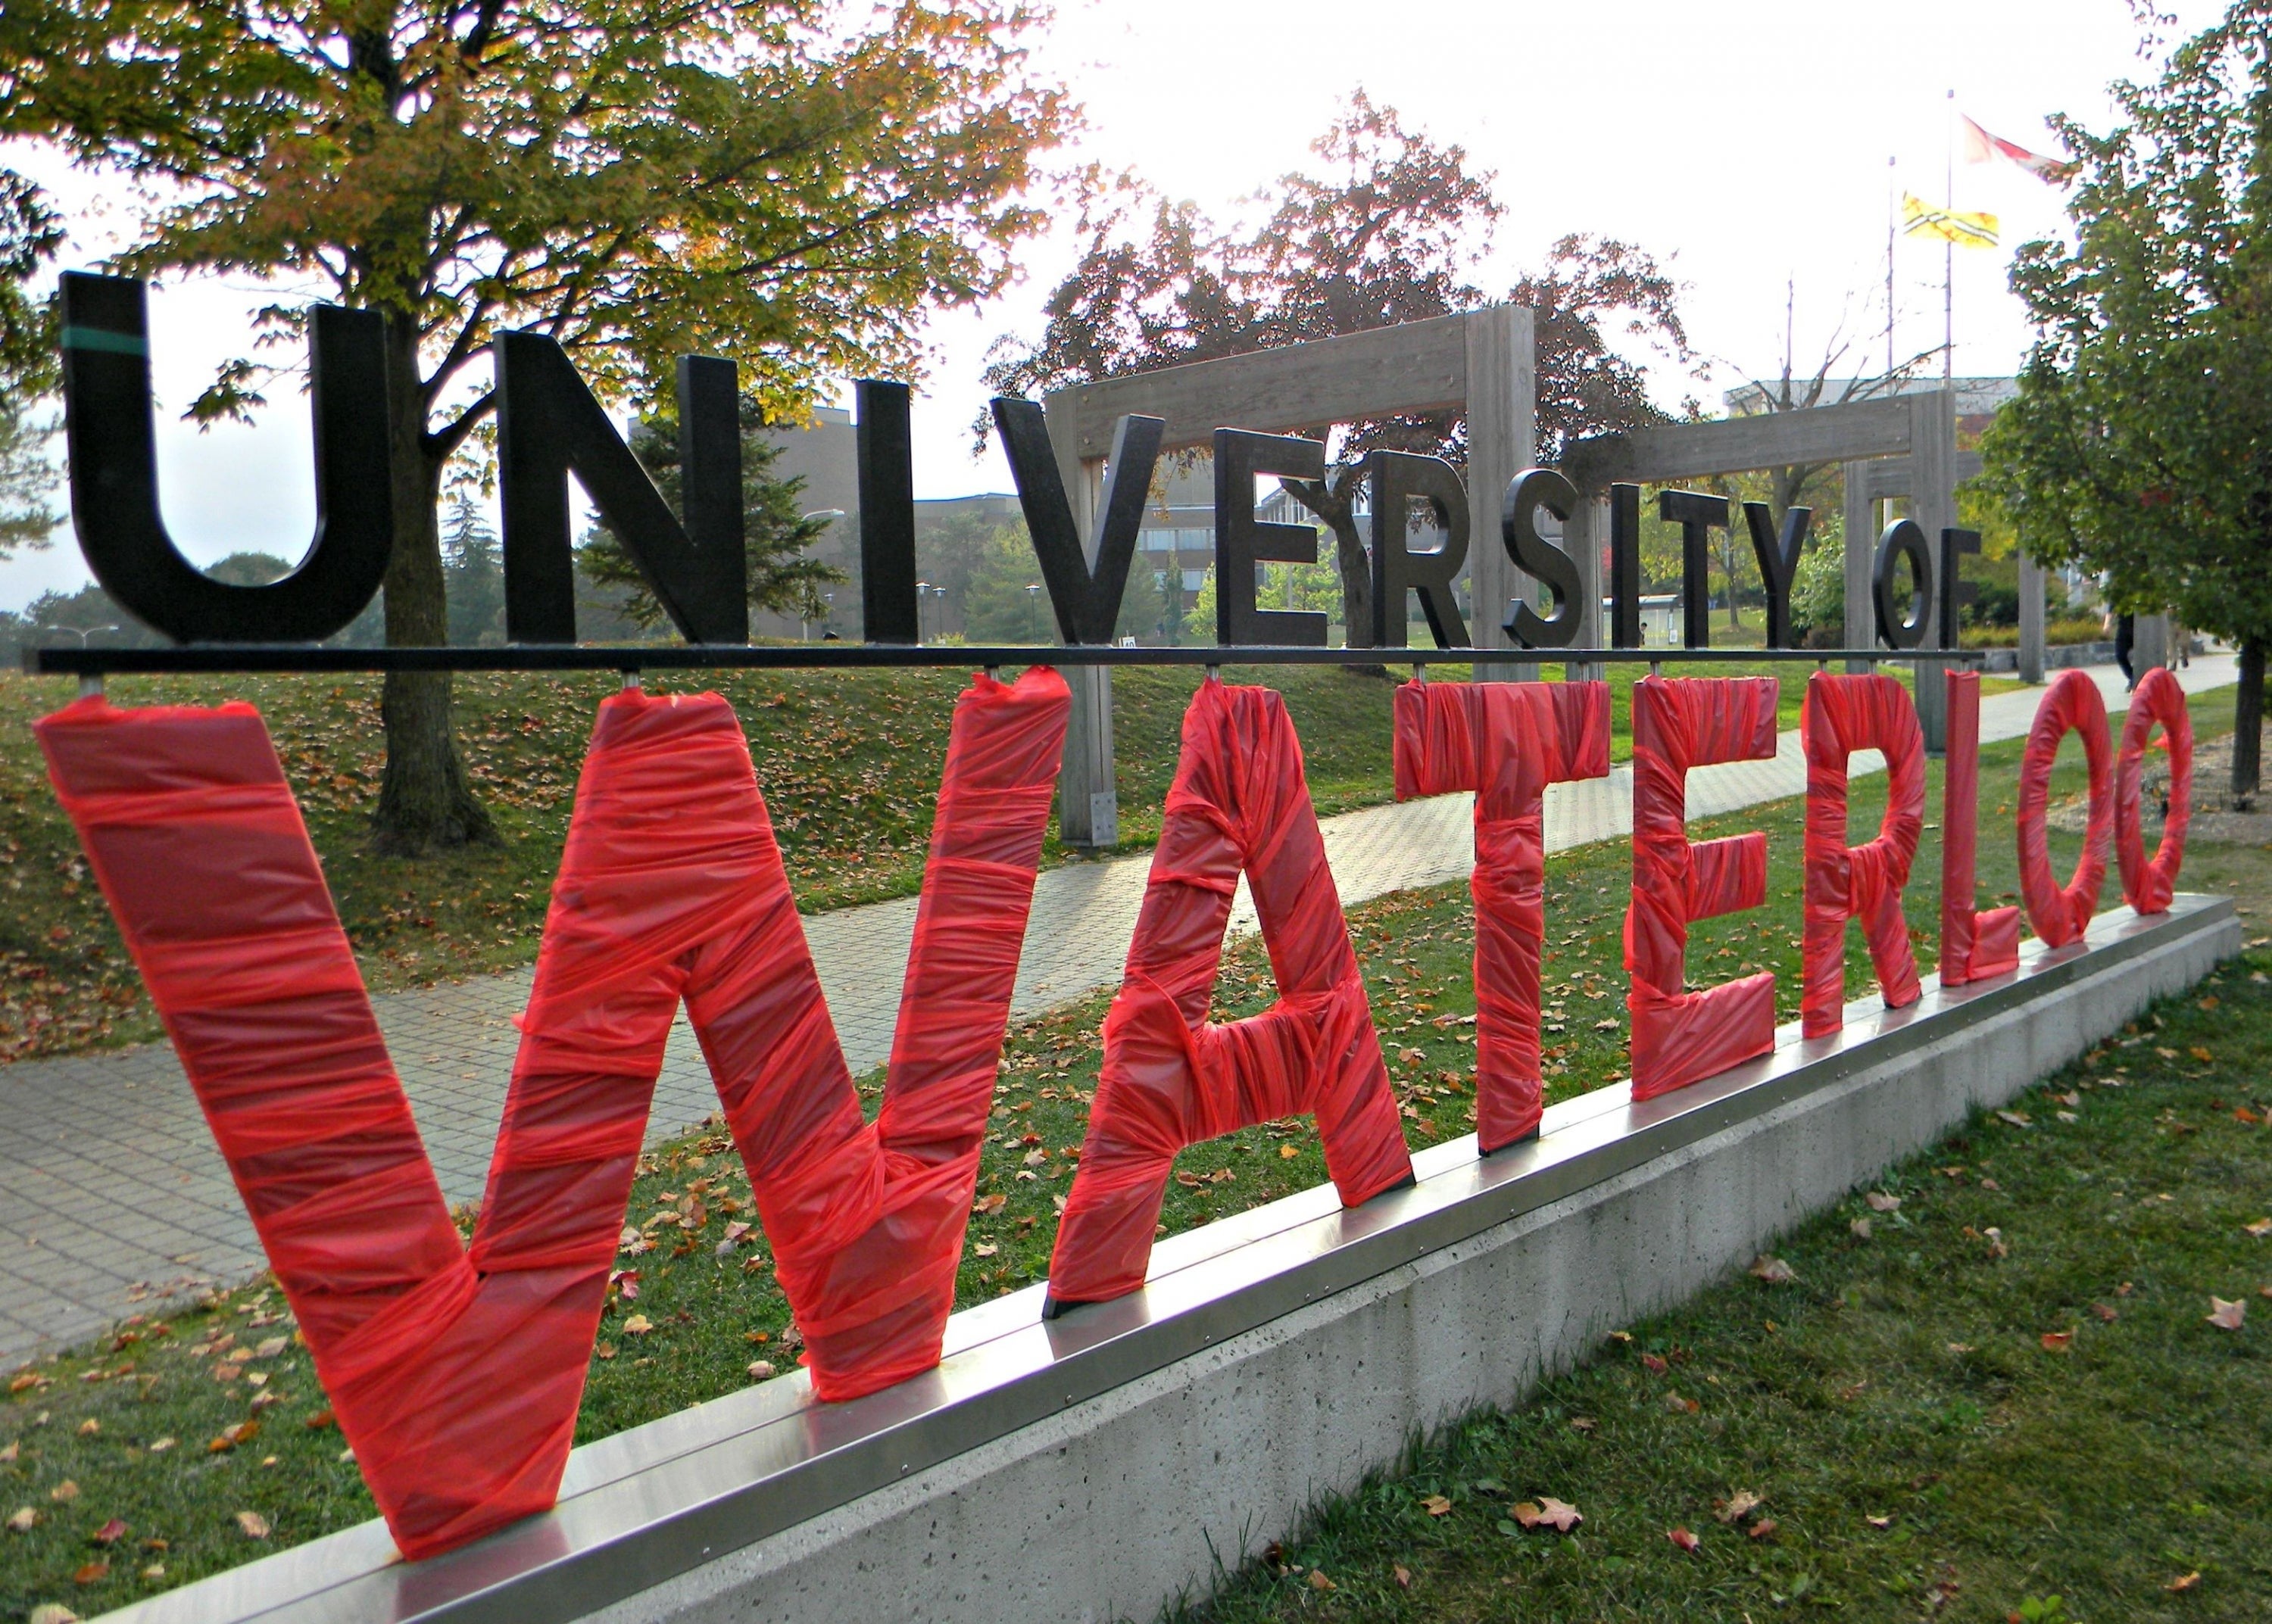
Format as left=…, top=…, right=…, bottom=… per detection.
left=1040, top=307, right=1536, bottom=846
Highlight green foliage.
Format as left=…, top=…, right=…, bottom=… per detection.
left=1790, top=532, right=1844, bottom=637
left=960, top=525, right=1047, bottom=642
left=0, top=168, right=60, bottom=561
left=576, top=415, right=838, bottom=627
left=1978, top=5, right=2272, bottom=653
left=442, top=496, right=505, bottom=646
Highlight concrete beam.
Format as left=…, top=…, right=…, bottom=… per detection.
left=1571, top=395, right=1915, bottom=487
left=124, top=898, right=2236, bottom=1624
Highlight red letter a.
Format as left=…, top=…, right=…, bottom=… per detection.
left=36, top=670, right=1068, bottom=1559
left=1045, top=680, right=1412, bottom=1310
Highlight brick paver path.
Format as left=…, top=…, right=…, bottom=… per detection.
left=0, top=657, right=2234, bottom=1361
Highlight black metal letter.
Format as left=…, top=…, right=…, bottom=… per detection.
left=1500, top=467, right=1584, bottom=649
left=991, top=398, right=1165, bottom=644
left=1872, top=518, right=1935, bottom=650
left=1367, top=450, right=1470, bottom=648
left=496, top=332, right=744, bottom=645
left=1938, top=526, right=1980, bottom=650
left=1742, top=501, right=1812, bottom=650
left=1214, top=430, right=1328, bottom=647
left=1659, top=489, right=1731, bottom=650
left=1609, top=482, right=1643, bottom=648
left=58, top=272, right=392, bottom=644
left=855, top=380, right=919, bottom=645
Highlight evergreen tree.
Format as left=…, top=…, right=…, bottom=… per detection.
left=442, top=494, right=507, bottom=646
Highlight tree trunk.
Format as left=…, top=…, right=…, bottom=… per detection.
left=2235, top=636, right=2265, bottom=804
left=1281, top=471, right=1373, bottom=647
left=371, top=310, right=498, bottom=856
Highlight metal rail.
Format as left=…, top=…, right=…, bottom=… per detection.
left=24, top=642, right=1986, bottom=678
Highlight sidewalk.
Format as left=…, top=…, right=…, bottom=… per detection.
left=0, top=657, right=2235, bottom=1363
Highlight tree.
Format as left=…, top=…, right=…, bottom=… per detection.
left=2, top=1, right=1072, bottom=851
left=442, top=494, right=505, bottom=646
left=577, top=411, right=838, bottom=630
left=1978, top=4, right=2272, bottom=796
left=987, top=94, right=1688, bottom=647
left=961, top=523, right=1043, bottom=641
left=0, top=170, right=60, bottom=560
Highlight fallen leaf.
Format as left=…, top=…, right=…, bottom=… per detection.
left=254, top=1338, right=286, bottom=1359
left=621, top=1314, right=654, bottom=1336
left=1279, top=1145, right=1300, bottom=1160
left=1865, top=1192, right=1902, bottom=1213
left=2167, top=1571, right=2202, bottom=1592
left=972, top=1193, right=1006, bottom=1215
left=1867, top=1513, right=1894, bottom=1529
left=234, top=1510, right=270, bottom=1539
left=2191, top=1046, right=2215, bottom=1063
left=1513, top=1496, right=1583, bottom=1532
left=71, top=1562, right=107, bottom=1585
left=1667, top=1526, right=1699, bottom=1552
left=1422, top=1494, right=1452, bottom=1516
left=2091, top=1303, right=2119, bottom=1323
left=7, top=1507, right=37, bottom=1532
left=1664, top=1391, right=1699, bottom=1414
left=1985, top=1227, right=2009, bottom=1258
left=91, top=1519, right=126, bottom=1545
left=1850, top=1217, right=1873, bottom=1239
left=1996, top=1110, right=2032, bottom=1128
left=1748, top=1518, right=1778, bottom=1541
left=2118, top=1281, right=2134, bottom=1296
left=2245, top=1219, right=2272, bottom=1239
left=2040, top=1329, right=2074, bottom=1353
left=1749, top=1255, right=1797, bottom=1285
left=139, top=1565, right=164, bottom=1581
left=973, top=1243, right=997, bottom=1258
left=29, top=1607, right=80, bottom=1624
left=746, top=1361, right=776, bottom=1381
left=1715, top=1490, right=1764, bottom=1524
left=1393, top=1563, right=1412, bottom=1588
left=1568, top=1417, right=1596, bottom=1432
left=1640, top=1352, right=1668, bottom=1375
left=49, top=1480, right=78, bottom=1503
left=2208, top=1297, right=2246, bottom=1331
left=148, top=1438, right=174, bottom=1453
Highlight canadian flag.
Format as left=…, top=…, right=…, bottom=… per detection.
left=1960, top=114, right=2080, bottom=185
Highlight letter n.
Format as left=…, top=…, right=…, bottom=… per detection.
left=1046, top=681, right=1412, bottom=1309
left=1625, top=675, right=1780, bottom=1099
left=1392, top=677, right=1609, bottom=1149
left=1799, top=672, right=1924, bottom=1036
left=35, top=670, right=1069, bottom=1559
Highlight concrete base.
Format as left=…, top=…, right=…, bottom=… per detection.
left=592, top=902, right=2235, bottom=1624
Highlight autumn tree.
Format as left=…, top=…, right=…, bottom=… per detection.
left=987, top=93, right=1689, bottom=646
left=0, top=170, right=58, bottom=559
left=0, top=0, right=1070, bottom=851
left=1979, top=2, right=2272, bottom=796
left=578, top=410, right=841, bottom=629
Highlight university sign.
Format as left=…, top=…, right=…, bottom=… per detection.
left=31, top=275, right=2198, bottom=1567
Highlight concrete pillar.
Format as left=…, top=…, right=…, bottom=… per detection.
left=1565, top=493, right=1606, bottom=684
left=1910, top=390, right=1955, bottom=754
left=2134, top=613, right=2170, bottom=678
left=1047, top=415, right=1117, bottom=849
left=1464, top=306, right=1536, bottom=682
left=2018, top=553, right=2046, bottom=684
left=1842, top=460, right=1876, bottom=676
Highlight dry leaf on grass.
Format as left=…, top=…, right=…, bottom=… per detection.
left=1715, top=1490, right=1764, bottom=1524
left=1392, top=1563, right=1412, bottom=1588
left=1422, top=1494, right=1452, bottom=1517
left=1667, top=1527, right=1699, bottom=1553
left=1865, top=1192, right=1901, bottom=1212
left=7, top=1507, right=37, bottom=1532
left=2208, top=1297, right=2246, bottom=1330
left=70, top=1562, right=107, bottom=1586
left=2092, top=1303, right=2119, bottom=1323
left=1512, top=1496, right=1583, bottom=1532
left=233, top=1510, right=270, bottom=1539
left=2246, top=1218, right=2272, bottom=1238
left=1306, top=1569, right=1334, bottom=1592
left=1995, top=1110, right=2032, bottom=1128
left=2167, top=1571, right=2202, bottom=1592
left=1748, top=1518, right=1778, bottom=1540
left=91, top=1518, right=126, bottom=1545
left=2040, top=1329, right=2074, bottom=1353
left=1850, top=1218, right=1873, bottom=1239
left=1749, top=1255, right=1797, bottom=1284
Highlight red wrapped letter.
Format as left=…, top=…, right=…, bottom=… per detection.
left=2015, top=669, right=2111, bottom=948
left=1391, top=678, right=1610, bottom=1150
left=36, top=669, right=1069, bottom=1559
left=1047, top=681, right=1412, bottom=1309
left=1799, top=672, right=1924, bottom=1036
left=1625, top=675, right=1780, bottom=1100
left=1939, top=670, right=2021, bottom=985
left=2116, top=665, right=2192, bottom=915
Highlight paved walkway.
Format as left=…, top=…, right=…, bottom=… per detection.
left=0, top=657, right=2235, bottom=1362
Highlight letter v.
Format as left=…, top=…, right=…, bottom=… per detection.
left=1044, top=680, right=1413, bottom=1312
left=991, top=397, right=1164, bottom=644
left=33, top=670, right=1069, bottom=1560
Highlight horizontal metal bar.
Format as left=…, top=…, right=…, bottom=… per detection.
left=108, top=895, right=2230, bottom=1624
left=26, top=643, right=1986, bottom=678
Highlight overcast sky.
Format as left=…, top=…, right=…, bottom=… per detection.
left=0, top=0, right=2231, bottom=611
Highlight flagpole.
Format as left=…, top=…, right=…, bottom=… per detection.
left=1944, top=89, right=1955, bottom=384
left=1887, top=155, right=1896, bottom=377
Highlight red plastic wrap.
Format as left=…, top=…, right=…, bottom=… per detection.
left=1938, top=671, right=2022, bottom=986
left=1624, top=675, right=1781, bottom=1101
left=2015, top=669, right=2111, bottom=949
left=2115, top=665, right=2191, bottom=915
left=35, top=669, right=1069, bottom=1560
left=1391, top=677, right=1611, bottom=1149
left=1799, top=673, right=1924, bottom=1037
left=1047, top=680, right=1412, bottom=1307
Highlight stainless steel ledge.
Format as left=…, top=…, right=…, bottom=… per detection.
left=111, top=894, right=2236, bottom=1624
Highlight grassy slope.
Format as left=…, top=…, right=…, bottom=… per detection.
left=0, top=686, right=2226, bottom=1616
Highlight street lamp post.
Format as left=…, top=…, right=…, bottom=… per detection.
left=914, top=581, right=930, bottom=645
left=1025, top=582, right=1041, bottom=643
left=40, top=624, right=117, bottom=648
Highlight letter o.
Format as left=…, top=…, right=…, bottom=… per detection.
left=2015, top=670, right=2112, bottom=948
left=1871, top=519, right=1934, bottom=650
left=2116, top=666, right=2192, bottom=915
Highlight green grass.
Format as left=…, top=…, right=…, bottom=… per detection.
left=0, top=685, right=2236, bottom=1617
